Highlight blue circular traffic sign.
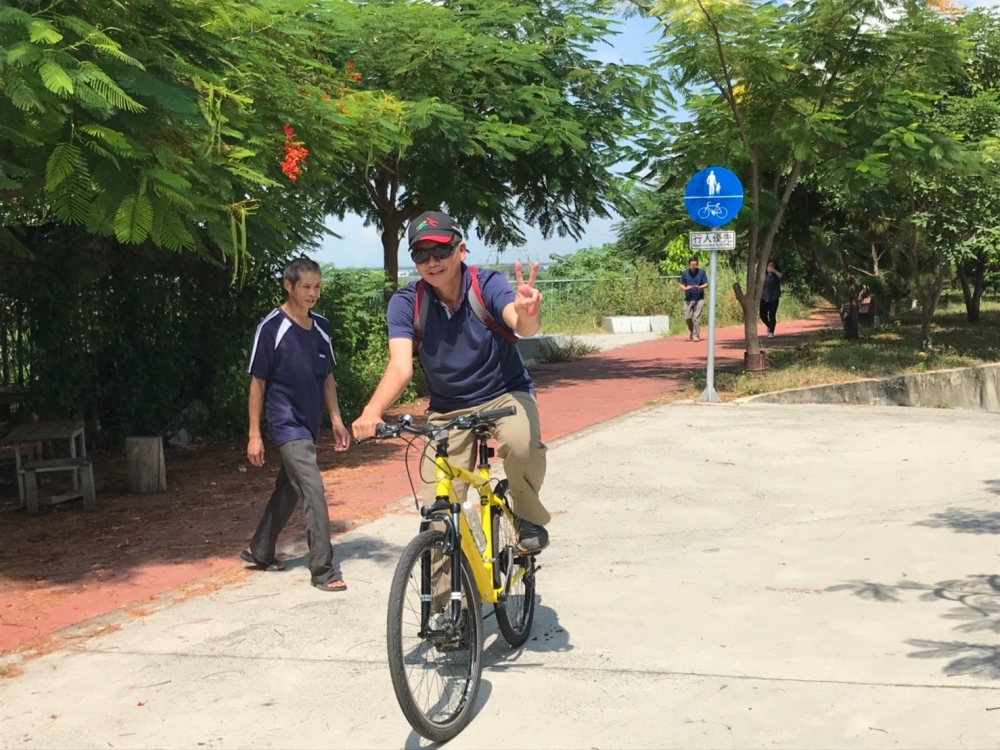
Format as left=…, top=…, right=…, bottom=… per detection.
left=684, top=167, right=744, bottom=228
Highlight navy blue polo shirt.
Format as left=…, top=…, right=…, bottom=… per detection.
left=387, top=265, right=533, bottom=413
left=681, top=268, right=708, bottom=302
left=248, top=308, right=335, bottom=446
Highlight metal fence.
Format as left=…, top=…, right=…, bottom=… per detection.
left=0, top=295, right=29, bottom=389
left=527, top=276, right=682, bottom=310
left=0, top=295, right=30, bottom=426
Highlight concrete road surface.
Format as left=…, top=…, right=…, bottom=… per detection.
left=2, top=403, right=1000, bottom=749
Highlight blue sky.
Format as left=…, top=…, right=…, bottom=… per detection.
left=312, top=1, right=996, bottom=269
left=312, top=12, right=662, bottom=269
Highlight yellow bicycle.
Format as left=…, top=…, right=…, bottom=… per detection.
left=374, top=407, right=537, bottom=742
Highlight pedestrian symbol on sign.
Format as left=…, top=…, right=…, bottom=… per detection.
left=706, top=170, right=720, bottom=197
left=684, top=166, right=743, bottom=229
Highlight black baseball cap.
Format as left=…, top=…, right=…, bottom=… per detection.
left=407, top=211, right=463, bottom=249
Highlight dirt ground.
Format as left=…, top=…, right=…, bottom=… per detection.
left=0, top=399, right=431, bottom=592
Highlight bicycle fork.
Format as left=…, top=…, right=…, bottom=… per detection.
left=420, top=506, right=462, bottom=633
left=418, top=432, right=466, bottom=640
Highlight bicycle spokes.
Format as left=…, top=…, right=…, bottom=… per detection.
left=387, top=531, right=484, bottom=742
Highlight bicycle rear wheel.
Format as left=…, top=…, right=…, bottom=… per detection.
left=492, top=505, right=536, bottom=647
left=386, top=529, right=484, bottom=742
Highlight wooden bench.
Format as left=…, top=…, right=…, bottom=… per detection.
left=23, top=457, right=95, bottom=516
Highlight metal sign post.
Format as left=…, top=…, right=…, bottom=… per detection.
left=689, top=232, right=736, bottom=401
left=683, top=166, right=745, bottom=404
left=704, top=248, right=720, bottom=401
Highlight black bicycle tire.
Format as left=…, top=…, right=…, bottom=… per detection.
left=386, top=529, right=484, bottom=742
left=491, top=507, right=536, bottom=647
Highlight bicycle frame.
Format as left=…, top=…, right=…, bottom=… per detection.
left=420, top=431, right=526, bottom=617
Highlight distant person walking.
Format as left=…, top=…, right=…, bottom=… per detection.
left=680, top=256, right=709, bottom=342
left=760, top=261, right=784, bottom=339
left=243, top=256, right=351, bottom=593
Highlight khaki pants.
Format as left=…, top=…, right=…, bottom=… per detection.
left=421, top=391, right=549, bottom=611
left=422, top=391, right=549, bottom=526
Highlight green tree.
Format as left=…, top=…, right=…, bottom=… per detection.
left=320, top=0, right=659, bottom=285
left=642, top=0, right=965, bottom=361
left=0, top=0, right=398, bottom=268
left=945, top=9, right=1000, bottom=324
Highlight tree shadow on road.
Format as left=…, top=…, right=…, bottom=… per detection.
left=827, top=574, right=1000, bottom=679
left=915, top=505, right=1000, bottom=535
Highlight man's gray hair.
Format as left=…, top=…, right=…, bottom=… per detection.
left=283, top=256, right=321, bottom=286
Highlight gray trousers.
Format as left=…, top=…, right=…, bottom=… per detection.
left=684, top=299, right=705, bottom=338
left=250, top=439, right=336, bottom=585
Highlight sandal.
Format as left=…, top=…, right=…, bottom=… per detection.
left=311, top=576, right=347, bottom=593
left=240, top=549, right=286, bottom=572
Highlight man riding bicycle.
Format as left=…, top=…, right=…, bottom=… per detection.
left=351, top=211, right=550, bottom=554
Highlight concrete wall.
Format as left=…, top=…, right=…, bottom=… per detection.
left=739, top=362, right=1000, bottom=412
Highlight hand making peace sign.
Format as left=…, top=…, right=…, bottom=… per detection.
left=513, top=261, right=543, bottom=318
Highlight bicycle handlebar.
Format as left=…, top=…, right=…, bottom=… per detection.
left=472, top=406, right=517, bottom=423
left=371, top=405, right=517, bottom=441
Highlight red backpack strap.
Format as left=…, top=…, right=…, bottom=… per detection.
left=412, top=280, right=429, bottom=355
left=467, top=266, right=518, bottom=345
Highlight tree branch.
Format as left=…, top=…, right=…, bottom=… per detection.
left=695, top=0, right=753, bottom=154
left=767, top=6, right=856, bottom=130
left=754, top=159, right=804, bottom=302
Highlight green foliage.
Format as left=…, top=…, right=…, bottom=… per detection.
left=641, top=0, right=968, bottom=353
left=323, top=0, right=662, bottom=278
left=2, top=226, right=282, bottom=443
left=658, top=236, right=699, bottom=276
left=1, top=0, right=402, bottom=269
left=593, top=261, right=677, bottom=317
left=313, top=267, right=425, bottom=422
left=547, top=244, right=636, bottom=278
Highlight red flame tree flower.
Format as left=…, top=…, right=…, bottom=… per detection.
left=281, top=123, right=308, bottom=182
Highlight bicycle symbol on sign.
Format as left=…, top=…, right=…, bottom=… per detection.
left=697, top=202, right=729, bottom=221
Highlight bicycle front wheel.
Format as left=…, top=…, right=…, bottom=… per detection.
left=492, top=505, right=536, bottom=647
left=386, top=530, right=484, bottom=743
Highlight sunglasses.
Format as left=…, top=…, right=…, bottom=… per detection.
left=410, top=241, right=458, bottom=265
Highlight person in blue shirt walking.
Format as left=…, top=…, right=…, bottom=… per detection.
left=244, top=257, right=351, bottom=592
left=680, top=256, right=709, bottom=341
left=351, top=211, right=550, bottom=556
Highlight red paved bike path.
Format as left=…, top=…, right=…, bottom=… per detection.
left=1, top=314, right=836, bottom=654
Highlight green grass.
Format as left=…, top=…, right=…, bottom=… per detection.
left=534, top=337, right=601, bottom=364
left=538, top=264, right=815, bottom=338
left=687, top=294, right=1000, bottom=399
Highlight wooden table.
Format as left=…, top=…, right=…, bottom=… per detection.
left=5, top=420, right=90, bottom=512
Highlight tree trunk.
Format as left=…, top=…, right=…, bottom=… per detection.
left=957, top=257, right=987, bottom=324
left=842, top=271, right=861, bottom=340
left=381, top=225, right=400, bottom=293
left=973, top=283, right=985, bottom=324
left=842, top=297, right=860, bottom=340
left=917, top=259, right=950, bottom=351
left=800, top=247, right=854, bottom=338
left=957, top=262, right=976, bottom=324
left=126, top=437, right=167, bottom=493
